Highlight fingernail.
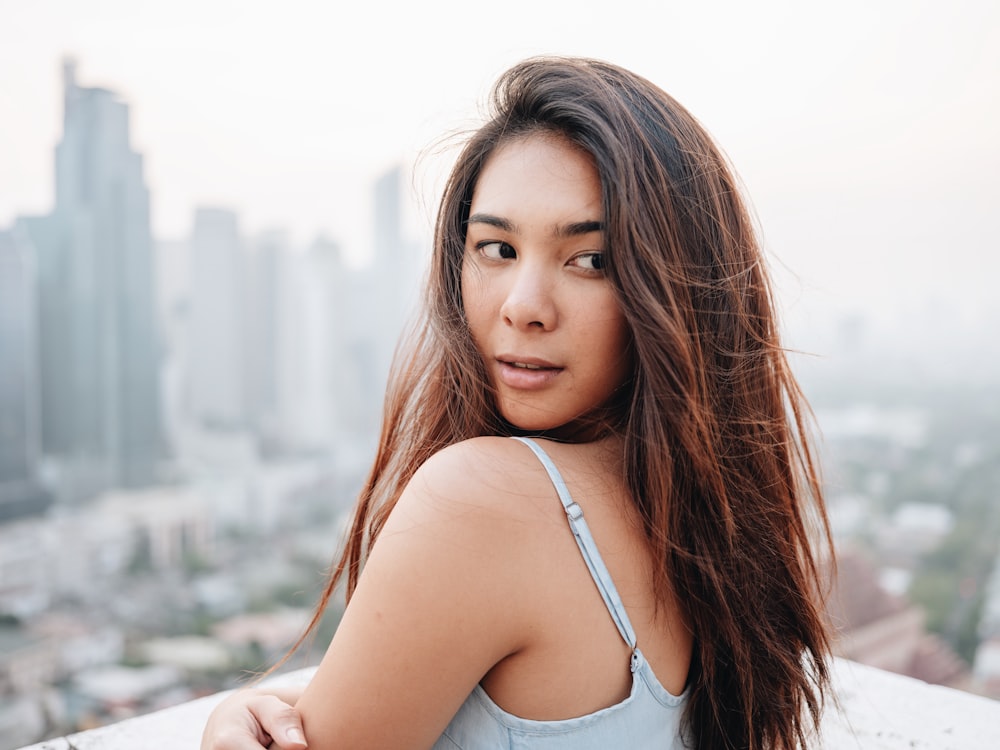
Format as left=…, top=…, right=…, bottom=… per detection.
left=286, top=727, right=305, bottom=745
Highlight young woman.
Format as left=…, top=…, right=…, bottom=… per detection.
left=202, top=56, right=832, bottom=750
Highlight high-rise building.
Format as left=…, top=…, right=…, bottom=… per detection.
left=362, top=165, right=425, bottom=429
left=189, top=207, right=249, bottom=431
left=372, top=164, right=424, bottom=344
left=153, top=237, right=191, bottom=456
left=245, top=229, right=284, bottom=449
left=20, top=60, right=163, bottom=499
left=306, top=235, right=361, bottom=442
left=0, top=229, right=51, bottom=521
left=273, top=234, right=354, bottom=452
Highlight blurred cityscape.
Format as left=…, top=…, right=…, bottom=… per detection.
left=1, top=63, right=998, bottom=748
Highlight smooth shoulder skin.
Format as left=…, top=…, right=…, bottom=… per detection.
left=292, top=435, right=690, bottom=749
left=292, top=436, right=565, bottom=748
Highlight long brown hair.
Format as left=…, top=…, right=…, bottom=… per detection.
left=294, top=57, right=832, bottom=749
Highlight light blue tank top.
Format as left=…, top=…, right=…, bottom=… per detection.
left=430, top=437, right=688, bottom=749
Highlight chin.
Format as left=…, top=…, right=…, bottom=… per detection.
left=498, top=404, right=562, bottom=433
left=499, top=410, right=563, bottom=435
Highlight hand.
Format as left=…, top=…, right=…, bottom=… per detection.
left=202, top=689, right=307, bottom=750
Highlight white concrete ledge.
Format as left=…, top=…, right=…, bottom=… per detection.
left=17, top=659, right=1000, bottom=749
left=821, top=660, right=999, bottom=749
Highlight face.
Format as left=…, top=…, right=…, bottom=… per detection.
left=461, top=133, right=632, bottom=438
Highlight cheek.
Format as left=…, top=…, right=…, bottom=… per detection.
left=460, top=264, right=487, bottom=344
left=592, top=296, right=628, bottom=348
left=602, top=309, right=633, bottom=382
left=612, top=328, right=632, bottom=377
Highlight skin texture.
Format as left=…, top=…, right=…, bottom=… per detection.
left=292, top=436, right=690, bottom=748
left=201, top=687, right=307, bottom=749
left=461, top=134, right=632, bottom=439
left=201, top=134, right=692, bottom=750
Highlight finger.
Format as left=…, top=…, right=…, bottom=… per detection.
left=205, top=725, right=271, bottom=750
left=250, top=696, right=307, bottom=749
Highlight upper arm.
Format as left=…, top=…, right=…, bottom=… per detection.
left=293, top=438, right=548, bottom=749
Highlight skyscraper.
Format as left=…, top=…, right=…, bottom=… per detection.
left=189, top=207, right=249, bottom=431
left=367, top=165, right=424, bottom=408
left=372, top=164, right=424, bottom=337
left=21, top=60, right=163, bottom=499
left=272, top=234, right=349, bottom=452
left=0, top=228, right=51, bottom=521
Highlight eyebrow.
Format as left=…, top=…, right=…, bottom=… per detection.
left=466, top=213, right=605, bottom=238
left=466, top=213, right=514, bottom=232
left=556, top=220, right=605, bottom=238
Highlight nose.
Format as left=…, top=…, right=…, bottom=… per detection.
left=500, top=265, right=557, bottom=331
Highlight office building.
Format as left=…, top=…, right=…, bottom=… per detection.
left=21, top=60, right=163, bottom=499
left=189, top=207, right=249, bottom=431
left=0, top=229, right=51, bottom=520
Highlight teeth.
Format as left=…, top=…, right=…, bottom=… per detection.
left=512, top=362, right=544, bottom=370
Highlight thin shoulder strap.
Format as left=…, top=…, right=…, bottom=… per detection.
left=512, top=436, right=638, bottom=650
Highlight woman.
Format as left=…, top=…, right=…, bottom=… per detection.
left=202, top=56, right=832, bottom=749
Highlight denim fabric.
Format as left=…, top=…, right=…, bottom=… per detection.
left=429, top=437, right=687, bottom=749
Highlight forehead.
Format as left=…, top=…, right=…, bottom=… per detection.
left=469, top=134, right=603, bottom=223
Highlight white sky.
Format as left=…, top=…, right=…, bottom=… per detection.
left=2, top=0, right=999, bottom=342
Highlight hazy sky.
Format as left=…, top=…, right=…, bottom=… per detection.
left=2, top=0, right=998, bottom=340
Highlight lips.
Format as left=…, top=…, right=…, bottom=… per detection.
left=495, top=355, right=562, bottom=390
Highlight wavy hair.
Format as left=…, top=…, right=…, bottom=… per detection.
left=293, top=57, right=833, bottom=750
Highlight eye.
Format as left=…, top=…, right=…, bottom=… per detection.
left=477, top=241, right=517, bottom=260
left=571, top=252, right=606, bottom=272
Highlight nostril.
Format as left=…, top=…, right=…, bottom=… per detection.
left=500, top=292, right=556, bottom=331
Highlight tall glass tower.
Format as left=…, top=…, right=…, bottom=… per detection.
left=23, top=60, right=163, bottom=499
left=0, top=229, right=51, bottom=520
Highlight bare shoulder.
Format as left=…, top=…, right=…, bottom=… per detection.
left=415, top=435, right=548, bottom=487
left=292, top=437, right=569, bottom=748
left=390, top=436, right=567, bottom=532
left=378, top=435, right=628, bottom=582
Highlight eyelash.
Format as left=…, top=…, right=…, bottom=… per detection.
left=476, top=240, right=517, bottom=260
left=474, top=241, right=606, bottom=272
left=573, top=252, right=605, bottom=271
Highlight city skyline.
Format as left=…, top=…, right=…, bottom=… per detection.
left=1, top=16, right=999, bottom=742
left=0, top=60, right=422, bottom=519
left=2, top=0, right=999, bottom=342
